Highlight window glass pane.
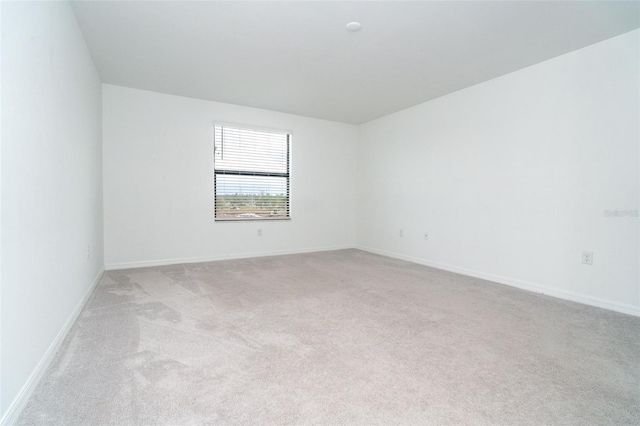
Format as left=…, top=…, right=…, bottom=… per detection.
left=215, top=174, right=288, bottom=219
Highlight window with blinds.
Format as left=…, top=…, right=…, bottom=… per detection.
left=214, top=124, right=290, bottom=220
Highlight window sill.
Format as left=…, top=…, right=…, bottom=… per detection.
left=215, top=217, right=291, bottom=222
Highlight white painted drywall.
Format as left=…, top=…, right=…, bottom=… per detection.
left=102, top=85, right=357, bottom=268
left=0, top=0, right=3, bottom=417
left=1, top=1, right=103, bottom=418
left=357, top=30, right=640, bottom=315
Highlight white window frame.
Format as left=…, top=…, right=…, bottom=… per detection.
left=213, top=122, right=291, bottom=221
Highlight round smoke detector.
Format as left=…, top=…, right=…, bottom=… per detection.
left=346, top=22, right=362, bottom=32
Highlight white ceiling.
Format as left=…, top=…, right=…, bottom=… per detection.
left=71, top=1, right=639, bottom=124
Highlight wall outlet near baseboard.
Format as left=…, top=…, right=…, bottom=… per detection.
left=424, top=232, right=428, bottom=240
left=257, top=229, right=262, bottom=237
left=581, top=251, right=593, bottom=265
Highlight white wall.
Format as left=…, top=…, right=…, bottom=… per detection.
left=357, top=30, right=640, bottom=315
left=103, top=85, right=357, bottom=268
left=1, top=1, right=103, bottom=420
left=0, top=0, right=4, bottom=415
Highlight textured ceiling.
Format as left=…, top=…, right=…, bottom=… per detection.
left=71, top=1, right=640, bottom=124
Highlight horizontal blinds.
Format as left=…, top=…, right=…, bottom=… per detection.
left=214, top=124, right=290, bottom=220
left=215, top=126, right=288, bottom=174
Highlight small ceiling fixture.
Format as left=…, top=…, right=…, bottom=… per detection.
left=345, top=22, right=362, bottom=32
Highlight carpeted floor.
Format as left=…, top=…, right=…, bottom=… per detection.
left=17, top=249, right=640, bottom=425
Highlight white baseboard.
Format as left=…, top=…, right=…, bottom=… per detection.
left=105, top=245, right=355, bottom=271
left=357, top=245, right=640, bottom=318
left=1, top=267, right=105, bottom=426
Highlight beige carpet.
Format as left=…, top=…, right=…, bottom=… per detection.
left=17, top=249, right=640, bottom=425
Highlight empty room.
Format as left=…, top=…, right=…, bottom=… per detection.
left=1, top=0, right=639, bottom=424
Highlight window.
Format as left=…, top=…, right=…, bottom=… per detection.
left=214, top=124, right=290, bottom=220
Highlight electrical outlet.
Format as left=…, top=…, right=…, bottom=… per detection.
left=399, top=229, right=404, bottom=238
left=581, top=251, right=593, bottom=265
left=424, top=232, right=429, bottom=240
left=257, top=229, right=262, bottom=237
